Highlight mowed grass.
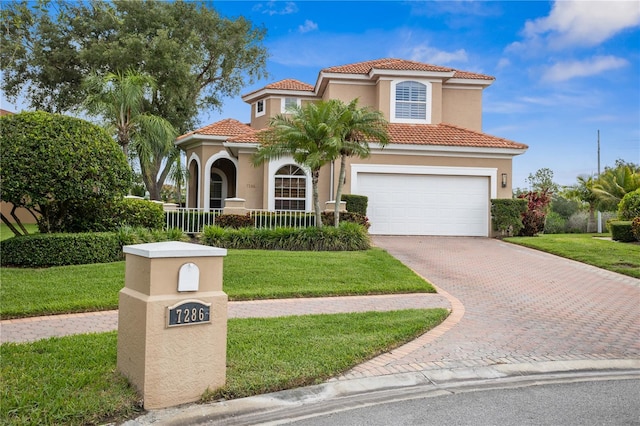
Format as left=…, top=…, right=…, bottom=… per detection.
left=1, top=309, right=449, bottom=426
left=505, top=233, right=640, bottom=278
left=1, top=248, right=434, bottom=319
left=0, top=223, right=38, bottom=241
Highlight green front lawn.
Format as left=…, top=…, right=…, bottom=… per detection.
left=1, top=309, right=449, bottom=426
left=505, top=233, right=640, bottom=278
left=1, top=248, right=434, bottom=319
left=0, top=223, right=38, bottom=241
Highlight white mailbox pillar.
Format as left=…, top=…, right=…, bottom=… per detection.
left=117, top=241, right=227, bottom=410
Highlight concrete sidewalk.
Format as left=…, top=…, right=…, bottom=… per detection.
left=0, top=293, right=450, bottom=344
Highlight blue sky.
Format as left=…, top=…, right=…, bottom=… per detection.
left=206, top=0, right=640, bottom=188
left=2, top=1, right=638, bottom=188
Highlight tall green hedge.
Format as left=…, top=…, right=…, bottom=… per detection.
left=491, top=198, right=527, bottom=236
left=342, top=194, right=368, bottom=216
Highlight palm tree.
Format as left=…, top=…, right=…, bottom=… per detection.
left=563, top=175, right=599, bottom=232
left=333, top=99, right=389, bottom=227
left=253, top=100, right=342, bottom=227
left=592, top=163, right=640, bottom=211
left=83, top=69, right=177, bottom=199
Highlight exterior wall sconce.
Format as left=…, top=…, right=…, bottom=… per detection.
left=501, top=173, right=508, bottom=188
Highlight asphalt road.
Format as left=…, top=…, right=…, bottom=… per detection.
left=283, top=378, right=640, bottom=426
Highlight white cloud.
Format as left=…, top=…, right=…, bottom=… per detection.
left=521, top=0, right=640, bottom=49
left=542, top=55, right=629, bottom=82
left=298, top=19, right=318, bottom=34
left=405, top=45, right=468, bottom=65
left=253, top=1, right=298, bottom=16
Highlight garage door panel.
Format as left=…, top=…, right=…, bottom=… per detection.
left=357, top=173, right=489, bottom=236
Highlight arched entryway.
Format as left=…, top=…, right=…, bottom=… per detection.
left=207, top=157, right=237, bottom=210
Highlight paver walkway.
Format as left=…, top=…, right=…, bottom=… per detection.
left=0, top=294, right=449, bottom=344
left=335, top=236, right=640, bottom=380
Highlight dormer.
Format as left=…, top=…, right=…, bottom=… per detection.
left=242, top=79, right=316, bottom=129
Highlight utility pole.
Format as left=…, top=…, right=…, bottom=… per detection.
left=597, top=130, right=602, bottom=233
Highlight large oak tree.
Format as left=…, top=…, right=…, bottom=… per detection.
left=2, top=0, right=268, bottom=199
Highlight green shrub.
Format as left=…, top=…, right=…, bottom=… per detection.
left=0, top=233, right=122, bottom=267
left=341, top=194, right=368, bottom=216
left=1, top=228, right=188, bottom=267
left=200, top=222, right=370, bottom=251
left=321, top=211, right=370, bottom=229
left=543, top=211, right=567, bottom=234
left=116, top=198, right=164, bottom=229
left=491, top=198, right=527, bottom=236
left=631, top=217, right=640, bottom=242
left=0, top=112, right=132, bottom=233
left=618, top=189, right=640, bottom=220
left=215, top=214, right=253, bottom=228
left=610, top=221, right=635, bottom=242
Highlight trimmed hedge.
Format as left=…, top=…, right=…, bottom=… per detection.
left=200, top=222, right=370, bottom=251
left=0, top=233, right=122, bottom=267
left=610, top=221, right=635, bottom=242
left=632, top=217, right=640, bottom=241
left=115, top=198, right=164, bottom=229
left=491, top=198, right=527, bottom=236
left=342, top=194, right=368, bottom=216
left=216, top=214, right=254, bottom=229
left=1, top=227, right=188, bottom=267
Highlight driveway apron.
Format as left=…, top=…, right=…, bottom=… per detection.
left=338, top=236, right=640, bottom=379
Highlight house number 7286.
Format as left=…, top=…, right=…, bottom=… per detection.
left=167, top=301, right=211, bottom=327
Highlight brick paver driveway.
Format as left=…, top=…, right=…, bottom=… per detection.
left=339, top=236, right=640, bottom=379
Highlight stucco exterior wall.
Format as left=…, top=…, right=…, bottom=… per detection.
left=323, top=81, right=377, bottom=108
left=236, top=151, right=265, bottom=209
left=442, top=87, right=483, bottom=131
left=0, top=201, right=38, bottom=224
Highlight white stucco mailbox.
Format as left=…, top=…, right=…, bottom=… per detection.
left=117, top=241, right=228, bottom=410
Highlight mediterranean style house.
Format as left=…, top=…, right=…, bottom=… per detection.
left=175, top=58, right=528, bottom=237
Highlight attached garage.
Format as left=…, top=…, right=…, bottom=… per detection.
left=351, top=165, right=497, bottom=237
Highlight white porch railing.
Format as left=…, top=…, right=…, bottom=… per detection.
left=164, top=208, right=317, bottom=233
left=164, top=208, right=222, bottom=234
left=248, top=209, right=316, bottom=230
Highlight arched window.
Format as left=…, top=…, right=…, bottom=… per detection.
left=274, top=165, right=306, bottom=211
left=394, top=81, right=427, bottom=120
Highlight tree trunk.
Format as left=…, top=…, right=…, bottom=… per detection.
left=334, top=155, right=347, bottom=227
left=1, top=213, right=24, bottom=237
left=587, top=204, right=597, bottom=233
left=312, top=169, right=322, bottom=228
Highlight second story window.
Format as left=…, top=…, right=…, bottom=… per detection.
left=256, top=99, right=265, bottom=117
left=282, top=97, right=300, bottom=113
left=395, top=81, right=427, bottom=120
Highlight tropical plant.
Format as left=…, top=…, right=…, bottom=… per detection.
left=83, top=69, right=178, bottom=200
left=517, top=189, right=552, bottom=236
left=591, top=160, right=640, bottom=211
left=332, top=99, right=389, bottom=227
left=563, top=175, right=600, bottom=232
left=0, top=112, right=132, bottom=234
left=618, top=188, right=640, bottom=220
left=253, top=100, right=343, bottom=227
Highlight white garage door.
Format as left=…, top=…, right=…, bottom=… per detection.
left=357, top=173, right=489, bottom=236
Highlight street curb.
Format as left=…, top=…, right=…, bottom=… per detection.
left=123, top=359, right=640, bottom=425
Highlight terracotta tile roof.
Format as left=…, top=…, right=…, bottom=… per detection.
left=225, top=122, right=527, bottom=150
left=227, top=128, right=263, bottom=143
left=264, top=79, right=314, bottom=92
left=322, top=58, right=494, bottom=81
left=387, top=123, right=527, bottom=149
left=177, top=118, right=252, bottom=140
left=0, top=109, right=15, bottom=116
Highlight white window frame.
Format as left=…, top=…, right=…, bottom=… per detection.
left=255, top=99, right=265, bottom=117
left=390, top=79, right=432, bottom=124
left=281, top=97, right=301, bottom=113
left=267, top=157, right=312, bottom=211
